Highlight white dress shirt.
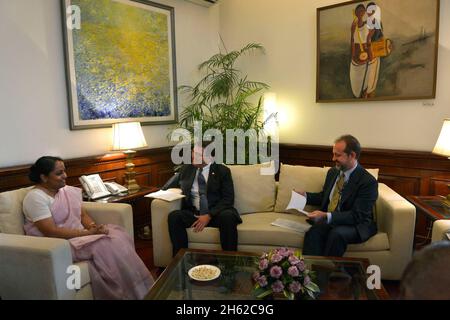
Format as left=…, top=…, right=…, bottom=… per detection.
left=191, top=163, right=211, bottom=211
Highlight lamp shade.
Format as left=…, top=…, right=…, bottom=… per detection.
left=432, top=119, right=450, bottom=157
left=112, top=122, right=148, bottom=151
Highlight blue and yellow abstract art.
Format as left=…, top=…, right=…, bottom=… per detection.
left=63, top=0, right=177, bottom=129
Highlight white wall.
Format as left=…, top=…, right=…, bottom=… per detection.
left=218, top=0, right=450, bottom=152
left=0, top=0, right=219, bottom=167
left=1, top=0, right=448, bottom=169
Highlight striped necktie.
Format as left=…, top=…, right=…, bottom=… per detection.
left=328, top=172, right=345, bottom=212
left=197, top=168, right=209, bottom=215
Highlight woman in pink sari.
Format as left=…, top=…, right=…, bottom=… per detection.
left=22, top=156, right=154, bottom=300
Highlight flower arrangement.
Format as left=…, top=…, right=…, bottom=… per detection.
left=252, top=247, right=320, bottom=300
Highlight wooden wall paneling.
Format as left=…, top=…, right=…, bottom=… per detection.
left=1, top=144, right=449, bottom=198
left=278, top=144, right=450, bottom=197
left=430, top=176, right=450, bottom=196
left=0, top=147, right=173, bottom=192
left=151, top=164, right=175, bottom=187
left=378, top=175, right=421, bottom=196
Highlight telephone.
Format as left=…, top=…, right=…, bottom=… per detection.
left=79, top=174, right=128, bottom=200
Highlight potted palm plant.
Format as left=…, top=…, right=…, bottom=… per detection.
left=174, top=43, right=270, bottom=163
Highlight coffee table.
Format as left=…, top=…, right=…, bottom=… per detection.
left=146, top=249, right=389, bottom=300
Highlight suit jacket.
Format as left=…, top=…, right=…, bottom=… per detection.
left=307, top=165, right=378, bottom=242
left=162, top=163, right=241, bottom=222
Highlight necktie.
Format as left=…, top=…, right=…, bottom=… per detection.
left=328, top=172, right=345, bottom=212
left=197, top=168, right=209, bottom=215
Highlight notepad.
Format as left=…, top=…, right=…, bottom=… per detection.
left=271, top=218, right=311, bottom=233
left=145, top=189, right=185, bottom=202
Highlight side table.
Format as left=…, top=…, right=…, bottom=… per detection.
left=406, top=195, right=450, bottom=249
left=86, top=186, right=159, bottom=240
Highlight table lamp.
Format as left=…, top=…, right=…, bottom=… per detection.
left=112, top=122, right=148, bottom=193
left=432, top=118, right=450, bottom=208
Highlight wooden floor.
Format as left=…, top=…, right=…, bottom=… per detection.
left=134, top=238, right=401, bottom=299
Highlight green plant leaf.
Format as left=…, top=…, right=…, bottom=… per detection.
left=254, top=287, right=273, bottom=299
left=305, top=282, right=320, bottom=293
left=284, top=290, right=295, bottom=300
left=172, top=42, right=269, bottom=163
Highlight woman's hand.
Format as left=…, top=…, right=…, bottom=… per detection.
left=97, top=224, right=109, bottom=235
left=84, top=224, right=109, bottom=236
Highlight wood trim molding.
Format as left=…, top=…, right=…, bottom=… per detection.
left=0, top=147, right=174, bottom=193
left=1, top=143, right=449, bottom=197
left=279, top=143, right=450, bottom=197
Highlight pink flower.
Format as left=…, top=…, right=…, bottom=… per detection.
left=288, top=255, right=300, bottom=265
left=260, top=252, right=268, bottom=259
left=297, top=260, right=305, bottom=272
left=253, top=271, right=261, bottom=282
left=271, top=280, right=284, bottom=293
left=278, top=247, right=290, bottom=257
left=271, top=253, right=283, bottom=263
left=259, top=259, right=269, bottom=271
left=258, top=275, right=268, bottom=287
left=304, top=275, right=311, bottom=286
left=270, top=266, right=283, bottom=279
left=288, top=266, right=299, bottom=277
left=289, top=281, right=302, bottom=293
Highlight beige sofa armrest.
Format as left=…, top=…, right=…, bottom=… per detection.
left=432, top=219, right=450, bottom=242
left=82, top=202, right=134, bottom=239
left=376, top=184, right=416, bottom=278
left=151, top=198, right=182, bottom=267
left=0, top=233, right=76, bottom=300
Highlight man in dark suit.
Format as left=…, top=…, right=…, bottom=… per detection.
left=163, top=143, right=241, bottom=256
left=296, top=135, right=378, bottom=257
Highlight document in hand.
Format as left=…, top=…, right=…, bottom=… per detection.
left=145, top=189, right=185, bottom=202
left=286, top=190, right=310, bottom=216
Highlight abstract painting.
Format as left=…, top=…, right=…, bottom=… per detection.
left=62, top=0, right=177, bottom=129
left=316, top=0, right=440, bottom=102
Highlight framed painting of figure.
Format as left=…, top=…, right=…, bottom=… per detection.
left=316, top=0, right=440, bottom=102
left=62, top=0, right=178, bottom=129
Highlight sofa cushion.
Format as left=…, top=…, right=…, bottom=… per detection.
left=274, top=164, right=328, bottom=213
left=187, top=212, right=389, bottom=251
left=0, top=187, right=33, bottom=234
left=228, top=164, right=276, bottom=214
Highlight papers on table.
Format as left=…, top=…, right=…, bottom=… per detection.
left=286, top=190, right=310, bottom=216
left=145, top=189, right=185, bottom=202
left=271, top=218, right=311, bottom=233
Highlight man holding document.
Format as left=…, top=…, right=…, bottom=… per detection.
left=294, top=135, right=378, bottom=257
left=162, top=142, right=241, bottom=256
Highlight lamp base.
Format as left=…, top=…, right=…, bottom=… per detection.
left=123, top=150, right=140, bottom=193
left=443, top=195, right=450, bottom=209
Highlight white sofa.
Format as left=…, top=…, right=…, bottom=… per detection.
left=0, top=187, right=134, bottom=300
left=151, top=164, right=416, bottom=280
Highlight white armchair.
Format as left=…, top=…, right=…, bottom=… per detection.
left=432, top=219, right=450, bottom=242
left=0, top=187, right=133, bottom=300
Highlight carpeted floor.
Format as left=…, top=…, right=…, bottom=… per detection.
left=135, top=238, right=163, bottom=280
